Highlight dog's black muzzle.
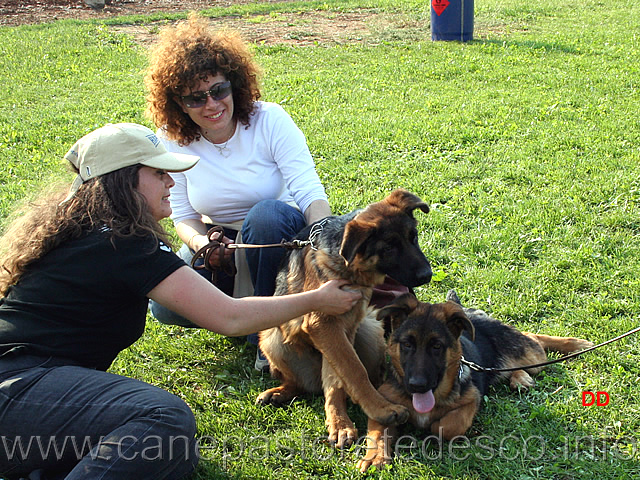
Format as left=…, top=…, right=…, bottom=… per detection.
left=393, top=262, right=432, bottom=288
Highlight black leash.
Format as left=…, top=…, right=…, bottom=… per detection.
left=460, top=325, right=640, bottom=373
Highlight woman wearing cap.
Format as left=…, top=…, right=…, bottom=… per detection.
left=0, top=123, right=360, bottom=479
left=144, top=15, right=332, bottom=370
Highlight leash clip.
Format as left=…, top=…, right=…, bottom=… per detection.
left=282, top=239, right=312, bottom=250
left=460, top=356, right=493, bottom=373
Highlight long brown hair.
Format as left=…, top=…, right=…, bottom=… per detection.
left=0, top=165, right=171, bottom=296
left=144, top=14, right=262, bottom=146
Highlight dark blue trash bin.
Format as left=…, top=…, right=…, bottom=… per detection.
left=431, top=0, right=474, bottom=42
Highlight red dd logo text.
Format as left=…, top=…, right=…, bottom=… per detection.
left=582, top=391, right=610, bottom=407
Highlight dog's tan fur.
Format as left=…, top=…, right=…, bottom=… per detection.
left=256, top=190, right=432, bottom=447
left=357, top=293, right=594, bottom=471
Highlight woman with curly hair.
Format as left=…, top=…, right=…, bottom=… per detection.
left=0, top=123, right=360, bottom=479
left=144, top=15, right=332, bottom=370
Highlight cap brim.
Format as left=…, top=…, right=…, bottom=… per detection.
left=140, top=151, right=199, bottom=173
left=59, top=175, right=85, bottom=205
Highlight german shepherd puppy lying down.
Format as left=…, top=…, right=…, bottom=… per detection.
left=357, top=290, right=594, bottom=471
left=257, top=189, right=432, bottom=448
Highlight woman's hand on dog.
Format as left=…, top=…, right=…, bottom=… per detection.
left=314, top=279, right=362, bottom=315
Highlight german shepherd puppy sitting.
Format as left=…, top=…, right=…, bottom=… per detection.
left=357, top=291, right=593, bottom=472
left=257, top=189, right=432, bottom=448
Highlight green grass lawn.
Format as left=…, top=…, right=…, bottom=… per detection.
left=1, top=0, right=639, bottom=478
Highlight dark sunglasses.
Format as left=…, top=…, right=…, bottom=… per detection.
left=180, top=81, right=232, bottom=108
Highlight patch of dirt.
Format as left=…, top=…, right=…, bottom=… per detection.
left=0, top=0, right=241, bottom=26
left=115, top=11, right=380, bottom=47
left=0, top=0, right=400, bottom=47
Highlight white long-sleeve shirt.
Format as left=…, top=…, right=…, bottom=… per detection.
left=160, top=101, right=328, bottom=225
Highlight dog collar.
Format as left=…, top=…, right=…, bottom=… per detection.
left=308, top=217, right=329, bottom=251
left=458, top=356, right=473, bottom=381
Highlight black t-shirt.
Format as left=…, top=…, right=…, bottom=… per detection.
left=0, top=229, right=185, bottom=371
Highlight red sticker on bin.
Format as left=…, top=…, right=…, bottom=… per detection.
left=432, top=0, right=450, bottom=16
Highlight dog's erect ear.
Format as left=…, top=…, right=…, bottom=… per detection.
left=385, top=189, right=430, bottom=216
left=377, top=293, right=419, bottom=331
left=340, top=218, right=375, bottom=265
left=444, top=302, right=475, bottom=341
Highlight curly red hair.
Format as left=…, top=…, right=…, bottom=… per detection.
left=144, top=14, right=261, bottom=146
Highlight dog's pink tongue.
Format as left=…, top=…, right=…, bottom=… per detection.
left=412, top=390, right=435, bottom=413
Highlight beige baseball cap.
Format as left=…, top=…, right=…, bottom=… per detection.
left=62, top=123, right=199, bottom=202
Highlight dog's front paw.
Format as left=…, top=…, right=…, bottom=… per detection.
left=373, top=403, right=409, bottom=426
left=356, top=450, right=391, bottom=473
left=326, top=417, right=358, bottom=449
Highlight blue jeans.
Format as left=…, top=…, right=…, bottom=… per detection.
left=0, top=354, right=198, bottom=480
left=149, top=200, right=307, bottom=345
